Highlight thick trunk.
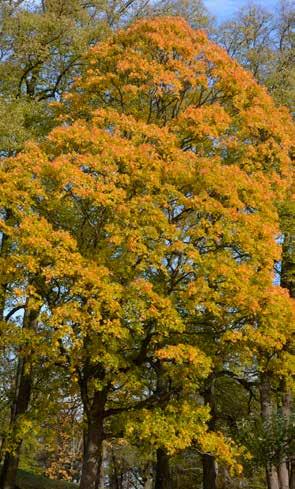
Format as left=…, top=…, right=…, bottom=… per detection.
left=278, top=386, right=291, bottom=489
left=203, top=454, right=216, bottom=489
left=260, top=374, right=280, bottom=489
left=278, top=463, right=289, bottom=489
left=80, top=418, right=104, bottom=489
left=0, top=449, right=21, bottom=489
left=79, top=390, right=106, bottom=489
left=290, top=459, right=295, bottom=489
left=155, top=448, right=172, bottom=489
left=0, top=357, right=32, bottom=489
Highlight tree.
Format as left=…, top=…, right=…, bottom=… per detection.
left=1, top=16, right=294, bottom=489
left=67, top=15, right=294, bottom=487
left=0, top=153, right=86, bottom=489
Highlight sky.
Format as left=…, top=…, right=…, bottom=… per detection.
left=204, top=0, right=279, bottom=21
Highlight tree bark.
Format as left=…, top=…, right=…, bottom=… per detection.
left=0, top=307, right=38, bottom=489
left=203, top=454, right=216, bottom=489
left=266, top=467, right=280, bottom=489
left=144, top=478, right=154, bottom=489
left=143, top=462, right=154, bottom=489
left=260, top=374, right=280, bottom=489
left=0, top=359, right=32, bottom=489
left=97, top=441, right=106, bottom=489
left=79, top=389, right=106, bottom=489
left=278, top=463, right=289, bottom=489
left=155, top=448, right=172, bottom=489
left=109, top=448, right=121, bottom=489
left=202, top=379, right=217, bottom=489
left=0, top=450, right=21, bottom=489
left=290, top=458, right=295, bottom=489
left=278, top=386, right=291, bottom=489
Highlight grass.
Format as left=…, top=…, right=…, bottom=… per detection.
left=2, top=468, right=78, bottom=489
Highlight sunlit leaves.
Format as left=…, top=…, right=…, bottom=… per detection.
left=1, top=16, right=294, bottom=477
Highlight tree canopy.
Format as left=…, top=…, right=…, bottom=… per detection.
left=0, top=11, right=294, bottom=489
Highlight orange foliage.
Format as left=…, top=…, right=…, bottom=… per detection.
left=1, top=17, right=294, bottom=477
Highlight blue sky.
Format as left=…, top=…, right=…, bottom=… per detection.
left=204, top=0, right=279, bottom=21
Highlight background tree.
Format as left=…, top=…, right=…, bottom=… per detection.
left=0, top=0, right=209, bottom=155
left=216, top=4, right=295, bottom=488
left=215, top=1, right=295, bottom=111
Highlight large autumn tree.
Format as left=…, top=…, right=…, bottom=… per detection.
left=0, top=15, right=294, bottom=489
left=63, top=16, right=294, bottom=485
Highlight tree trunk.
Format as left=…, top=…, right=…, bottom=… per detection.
left=278, top=463, right=289, bottom=489
left=109, top=448, right=120, bottom=489
left=260, top=374, right=280, bottom=489
left=0, top=357, right=32, bottom=489
left=203, top=454, right=216, bottom=489
left=79, top=390, right=106, bottom=489
left=278, top=386, right=291, bottom=489
left=290, top=458, right=295, bottom=489
left=97, top=441, right=106, bottom=489
left=144, top=478, right=154, bottom=489
left=266, top=467, right=280, bottom=489
left=143, top=462, right=154, bottom=489
left=0, top=303, right=38, bottom=489
left=155, top=448, right=172, bottom=489
left=0, top=449, right=21, bottom=489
